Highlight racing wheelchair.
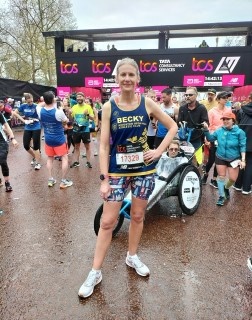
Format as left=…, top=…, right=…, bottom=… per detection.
left=94, top=124, right=203, bottom=237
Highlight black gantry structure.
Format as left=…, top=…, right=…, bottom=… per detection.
left=43, top=21, right=252, bottom=52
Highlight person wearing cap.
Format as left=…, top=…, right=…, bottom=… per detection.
left=200, top=89, right=218, bottom=112
left=234, top=91, right=252, bottom=195
left=0, top=100, right=13, bottom=128
left=201, top=91, right=231, bottom=188
left=6, top=98, right=14, bottom=106
left=202, top=111, right=246, bottom=206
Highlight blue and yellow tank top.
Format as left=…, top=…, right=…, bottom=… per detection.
left=109, top=95, right=156, bottom=176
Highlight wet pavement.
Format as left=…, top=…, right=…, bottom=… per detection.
left=1, top=130, right=252, bottom=320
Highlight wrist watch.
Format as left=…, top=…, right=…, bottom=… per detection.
left=100, top=174, right=109, bottom=181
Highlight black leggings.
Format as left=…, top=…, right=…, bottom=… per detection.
left=1, top=162, right=9, bottom=177
left=235, top=151, right=252, bottom=191
left=66, top=129, right=75, bottom=149
left=0, top=141, right=9, bottom=176
left=23, top=129, right=41, bottom=151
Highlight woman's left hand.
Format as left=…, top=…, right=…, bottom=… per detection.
left=144, top=149, right=162, bottom=163
left=100, top=181, right=111, bottom=200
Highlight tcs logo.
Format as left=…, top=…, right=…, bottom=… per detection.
left=139, top=60, right=158, bottom=73
left=192, top=57, right=213, bottom=72
left=92, top=60, right=111, bottom=74
left=60, top=61, right=78, bottom=74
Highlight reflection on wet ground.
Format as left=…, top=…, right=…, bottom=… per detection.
left=0, top=131, right=252, bottom=319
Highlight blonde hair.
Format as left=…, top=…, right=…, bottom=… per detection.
left=24, top=93, right=33, bottom=100
left=168, top=140, right=180, bottom=149
left=147, top=89, right=156, bottom=97
left=116, top=57, right=140, bottom=77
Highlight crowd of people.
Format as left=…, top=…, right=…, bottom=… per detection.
left=0, top=92, right=102, bottom=191
left=1, top=57, right=252, bottom=297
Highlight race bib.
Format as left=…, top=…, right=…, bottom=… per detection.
left=116, top=143, right=144, bottom=169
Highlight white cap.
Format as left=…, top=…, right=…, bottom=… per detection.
left=7, top=98, right=14, bottom=102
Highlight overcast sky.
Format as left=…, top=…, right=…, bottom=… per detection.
left=0, top=0, right=251, bottom=49
left=70, top=0, right=252, bottom=50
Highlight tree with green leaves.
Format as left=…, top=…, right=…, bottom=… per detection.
left=0, top=0, right=77, bottom=86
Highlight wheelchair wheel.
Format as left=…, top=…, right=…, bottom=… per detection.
left=94, top=203, right=125, bottom=237
left=178, top=164, right=202, bottom=215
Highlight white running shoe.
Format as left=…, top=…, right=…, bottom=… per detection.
left=34, top=163, right=41, bottom=170
left=242, top=190, right=252, bottom=195
left=125, top=252, right=150, bottom=276
left=48, top=178, right=56, bottom=187
left=247, top=257, right=252, bottom=271
left=31, top=158, right=36, bottom=165
left=78, top=270, right=102, bottom=298
left=60, top=179, right=73, bottom=189
left=232, top=186, right=242, bottom=191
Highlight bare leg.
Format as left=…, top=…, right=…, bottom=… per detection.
left=61, top=154, right=69, bottom=180
left=128, top=197, right=147, bottom=255
left=27, top=147, right=36, bottom=158
left=92, top=201, right=122, bottom=270
left=47, top=156, right=54, bottom=178
left=92, top=137, right=98, bottom=154
left=73, top=143, right=80, bottom=163
left=227, top=166, right=239, bottom=182
left=33, top=149, right=40, bottom=163
left=85, top=143, right=91, bottom=163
